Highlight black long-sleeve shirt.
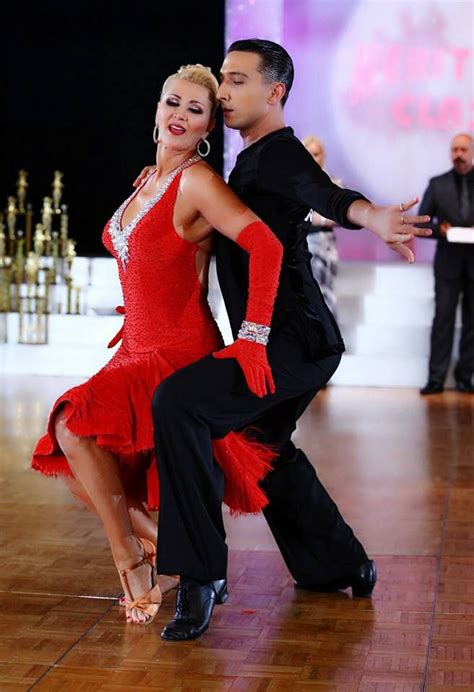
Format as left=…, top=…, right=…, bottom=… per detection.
left=215, top=126, right=369, bottom=358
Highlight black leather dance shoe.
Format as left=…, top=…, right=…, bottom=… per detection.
left=161, top=578, right=229, bottom=641
left=420, top=381, right=444, bottom=395
left=456, top=380, right=474, bottom=394
left=294, top=559, right=377, bottom=598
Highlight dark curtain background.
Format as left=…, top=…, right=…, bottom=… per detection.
left=1, top=1, right=225, bottom=254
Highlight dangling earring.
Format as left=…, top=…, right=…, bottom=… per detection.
left=197, top=138, right=211, bottom=158
left=153, top=125, right=159, bottom=144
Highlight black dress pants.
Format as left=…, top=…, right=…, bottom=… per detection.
left=152, top=325, right=368, bottom=582
left=429, top=273, right=474, bottom=384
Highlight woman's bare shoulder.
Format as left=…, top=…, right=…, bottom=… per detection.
left=181, top=160, right=224, bottom=188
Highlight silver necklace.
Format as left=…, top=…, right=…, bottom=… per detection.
left=109, top=154, right=201, bottom=269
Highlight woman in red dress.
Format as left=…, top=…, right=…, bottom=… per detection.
left=31, top=64, right=283, bottom=625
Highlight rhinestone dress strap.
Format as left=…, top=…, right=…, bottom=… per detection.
left=109, top=154, right=201, bottom=269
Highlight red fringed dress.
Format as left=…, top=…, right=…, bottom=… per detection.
left=32, top=157, right=275, bottom=514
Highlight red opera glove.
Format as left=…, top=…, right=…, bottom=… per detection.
left=213, top=220, right=283, bottom=397
left=214, top=338, right=275, bottom=398
left=234, top=220, right=283, bottom=325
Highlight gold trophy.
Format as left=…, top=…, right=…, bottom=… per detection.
left=33, top=223, right=46, bottom=256
left=0, top=214, right=10, bottom=314
left=0, top=214, right=6, bottom=261
left=24, top=251, right=41, bottom=317
left=65, top=238, right=76, bottom=267
left=0, top=260, right=12, bottom=312
left=52, top=171, right=64, bottom=212
left=6, top=197, right=17, bottom=256
left=25, top=203, right=33, bottom=254
left=44, top=266, right=56, bottom=314
left=41, top=197, right=53, bottom=255
left=17, top=170, right=29, bottom=214
left=15, top=231, right=25, bottom=285
left=60, top=204, right=69, bottom=256
left=65, top=239, right=76, bottom=314
left=19, top=280, right=48, bottom=344
left=75, top=286, right=81, bottom=315
left=2, top=170, right=72, bottom=320
left=25, top=251, right=40, bottom=298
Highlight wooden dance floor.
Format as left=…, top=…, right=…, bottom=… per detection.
left=1, top=375, right=473, bottom=691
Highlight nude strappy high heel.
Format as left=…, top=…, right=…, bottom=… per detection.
left=118, top=537, right=179, bottom=608
left=118, top=554, right=162, bottom=625
left=137, top=537, right=156, bottom=565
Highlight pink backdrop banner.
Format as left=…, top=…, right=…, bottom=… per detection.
left=225, top=0, right=473, bottom=263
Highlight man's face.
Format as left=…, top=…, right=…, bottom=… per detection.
left=217, top=51, right=274, bottom=130
left=450, top=135, right=473, bottom=174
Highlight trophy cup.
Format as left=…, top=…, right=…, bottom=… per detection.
left=74, top=286, right=81, bottom=315
left=20, top=250, right=48, bottom=344
left=17, top=170, right=29, bottom=215
left=33, top=223, right=45, bottom=256
left=0, top=214, right=10, bottom=321
left=19, top=265, right=48, bottom=345
left=41, top=197, right=54, bottom=256
left=0, top=307, right=6, bottom=343
left=52, top=171, right=64, bottom=213
left=2, top=169, right=71, bottom=322
left=24, top=251, right=40, bottom=313
left=6, top=197, right=17, bottom=257
left=43, top=266, right=56, bottom=315
left=60, top=204, right=69, bottom=256
left=25, top=203, right=33, bottom=254
left=15, top=230, right=25, bottom=284
left=0, top=214, right=6, bottom=261
left=65, top=239, right=76, bottom=314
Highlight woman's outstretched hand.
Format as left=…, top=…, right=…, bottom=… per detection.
left=133, top=165, right=156, bottom=188
left=213, top=339, right=276, bottom=398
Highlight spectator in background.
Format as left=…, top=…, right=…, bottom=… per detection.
left=301, top=135, right=342, bottom=317
left=418, top=133, right=474, bottom=395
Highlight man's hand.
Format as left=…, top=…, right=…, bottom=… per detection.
left=133, top=165, right=156, bottom=188
left=348, top=197, right=432, bottom=263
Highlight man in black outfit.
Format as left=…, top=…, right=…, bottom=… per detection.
left=419, top=133, right=474, bottom=395
left=151, top=40, right=432, bottom=641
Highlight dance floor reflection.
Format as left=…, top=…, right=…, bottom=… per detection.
left=0, top=375, right=472, bottom=690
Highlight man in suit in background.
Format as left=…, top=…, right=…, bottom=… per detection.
left=419, top=133, right=474, bottom=395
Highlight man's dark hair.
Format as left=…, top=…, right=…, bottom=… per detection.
left=227, top=38, right=294, bottom=107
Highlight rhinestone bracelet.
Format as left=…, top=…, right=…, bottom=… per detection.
left=238, top=320, right=271, bottom=346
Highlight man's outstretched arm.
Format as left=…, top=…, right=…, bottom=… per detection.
left=258, top=139, right=431, bottom=263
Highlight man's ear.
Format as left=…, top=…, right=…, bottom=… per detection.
left=268, top=83, right=286, bottom=106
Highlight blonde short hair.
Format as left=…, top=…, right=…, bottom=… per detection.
left=302, top=135, right=326, bottom=166
left=161, top=64, right=219, bottom=116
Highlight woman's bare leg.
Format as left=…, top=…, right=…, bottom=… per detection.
left=64, top=476, right=158, bottom=546
left=55, top=411, right=157, bottom=623
left=127, top=501, right=158, bottom=547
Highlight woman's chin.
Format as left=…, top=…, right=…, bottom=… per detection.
left=159, top=137, right=195, bottom=153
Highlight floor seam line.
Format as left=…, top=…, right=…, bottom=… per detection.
left=421, top=420, right=456, bottom=691
left=27, top=599, right=117, bottom=690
